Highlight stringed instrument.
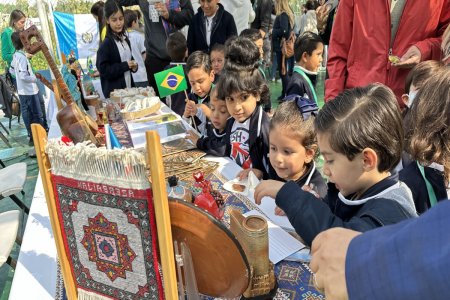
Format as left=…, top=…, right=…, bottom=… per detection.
left=35, top=72, right=53, bottom=92
left=20, top=25, right=99, bottom=145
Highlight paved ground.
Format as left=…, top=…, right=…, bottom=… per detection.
left=0, top=70, right=325, bottom=299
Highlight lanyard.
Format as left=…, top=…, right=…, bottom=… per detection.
left=417, top=162, right=438, bottom=207
left=293, top=66, right=318, bottom=104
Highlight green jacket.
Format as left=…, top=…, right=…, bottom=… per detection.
left=1, top=27, right=15, bottom=68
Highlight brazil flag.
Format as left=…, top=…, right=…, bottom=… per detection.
left=154, top=65, right=188, bottom=97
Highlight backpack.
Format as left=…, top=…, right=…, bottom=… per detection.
left=281, top=94, right=318, bottom=120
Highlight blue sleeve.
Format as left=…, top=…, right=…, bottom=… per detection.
left=346, top=201, right=450, bottom=300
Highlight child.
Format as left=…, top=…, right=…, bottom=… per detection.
left=183, top=51, right=215, bottom=132
left=187, top=0, right=237, bottom=54
left=165, top=32, right=190, bottom=116
left=186, top=87, right=230, bottom=156
left=216, top=37, right=271, bottom=179
left=399, top=66, right=449, bottom=214
left=210, top=43, right=225, bottom=83
left=286, top=32, right=323, bottom=104
left=240, top=28, right=272, bottom=113
left=254, top=84, right=417, bottom=246
left=268, top=100, right=327, bottom=200
left=124, top=9, right=148, bottom=87
left=9, top=31, right=45, bottom=145
left=96, top=0, right=138, bottom=98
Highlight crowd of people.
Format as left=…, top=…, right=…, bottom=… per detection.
left=2, top=0, right=450, bottom=299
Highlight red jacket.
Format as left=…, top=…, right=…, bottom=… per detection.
left=325, top=0, right=450, bottom=106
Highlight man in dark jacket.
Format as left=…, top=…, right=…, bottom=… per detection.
left=117, top=0, right=193, bottom=97
left=187, top=3, right=237, bottom=54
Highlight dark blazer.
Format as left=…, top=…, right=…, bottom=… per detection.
left=187, top=4, right=237, bottom=54
left=276, top=175, right=416, bottom=246
left=96, top=35, right=136, bottom=98
left=346, top=201, right=450, bottom=299
left=250, top=0, right=273, bottom=34
left=213, top=106, right=271, bottom=179
left=399, top=162, right=447, bottom=214
left=286, top=70, right=317, bottom=101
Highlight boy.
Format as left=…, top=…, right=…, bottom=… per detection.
left=286, top=32, right=323, bottom=104
left=210, top=43, right=225, bottom=83
left=9, top=31, right=45, bottom=145
left=124, top=10, right=148, bottom=87
left=255, top=84, right=417, bottom=246
left=165, top=32, right=189, bottom=116
left=186, top=87, right=230, bottom=156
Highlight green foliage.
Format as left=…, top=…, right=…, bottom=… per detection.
left=0, top=0, right=94, bottom=74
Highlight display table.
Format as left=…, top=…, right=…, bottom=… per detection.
left=9, top=108, right=324, bottom=300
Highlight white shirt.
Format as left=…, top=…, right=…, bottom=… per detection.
left=206, top=14, right=216, bottom=46
left=10, top=51, right=39, bottom=95
left=127, top=30, right=148, bottom=83
left=114, top=37, right=132, bottom=88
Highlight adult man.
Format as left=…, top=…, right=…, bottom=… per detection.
left=117, top=0, right=193, bottom=96
left=310, top=200, right=450, bottom=299
left=325, top=0, right=450, bottom=106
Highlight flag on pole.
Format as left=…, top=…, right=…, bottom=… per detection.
left=154, top=65, right=188, bottom=97
left=53, top=12, right=99, bottom=59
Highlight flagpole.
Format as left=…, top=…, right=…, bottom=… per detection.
left=184, top=90, right=198, bottom=132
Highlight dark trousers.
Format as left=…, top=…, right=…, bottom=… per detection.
left=145, top=55, right=170, bottom=97
left=18, top=93, right=44, bottom=137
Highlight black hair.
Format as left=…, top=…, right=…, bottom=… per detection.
left=68, top=57, right=77, bottom=65
left=186, top=51, right=212, bottom=74
left=271, top=100, right=317, bottom=158
left=104, top=0, right=126, bottom=40
left=124, top=9, right=137, bottom=28
left=11, top=31, right=23, bottom=50
left=294, top=31, right=323, bottom=62
left=305, top=0, right=316, bottom=10
left=217, top=36, right=270, bottom=105
left=9, top=9, right=26, bottom=28
left=315, top=84, right=404, bottom=172
left=166, top=32, right=188, bottom=62
left=210, top=43, right=225, bottom=54
left=239, top=28, right=263, bottom=42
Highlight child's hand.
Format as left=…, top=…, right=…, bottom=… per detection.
left=198, top=104, right=212, bottom=119
left=274, top=206, right=286, bottom=216
left=186, top=130, right=199, bottom=145
left=254, top=180, right=285, bottom=205
left=128, top=60, right=138, bottom=71
left=237, top=168, right=263, bottom=181
left=302, top=184, right=320, bottom=198
left=183, top=100, right=197, bottom=117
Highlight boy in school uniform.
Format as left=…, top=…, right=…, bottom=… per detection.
left=164, top=32, right=190, bottom=116
left=286, top=32, right=323, bottom=104
left=9, top=32, right=45, bottom=145
left=255, top=84, right=418, bottom=246
left=124, top=9, right=148, bottom=87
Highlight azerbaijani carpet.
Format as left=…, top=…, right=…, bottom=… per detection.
left=47, top=140, right=163, bottom=299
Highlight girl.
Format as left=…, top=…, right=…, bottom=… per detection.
left=1, top=9, right=26, bottom=88
left=96, top=0, right=138, bottom=99
left=216, top=37, right=271, bottom=179
left=400, top=67, right=450, bottom=213
left=210, top=43, right=225, bottom=83
left=183, top=51, right=215, bottom=133
left=268, top=100, right=327, bottom=203
left=90, top=1, right=106, bottom=42
left=272, top=0, right=295, bottom=100
left=255, top=84, right=417, bottom=246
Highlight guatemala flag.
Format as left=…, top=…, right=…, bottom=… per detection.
left=53, top=12, right=99, bottom=59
